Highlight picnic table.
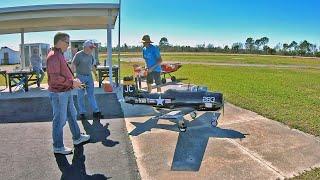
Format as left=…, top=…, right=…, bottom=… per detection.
left=7, top=69, right=40, bottom=93
left=0, top=70, right=7, bottom=91
left=96, top=65, right=119, bottom=88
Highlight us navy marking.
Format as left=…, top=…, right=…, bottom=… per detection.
left=134, top=98, right=147, bottom=103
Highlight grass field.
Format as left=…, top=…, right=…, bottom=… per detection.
left=102, top=52, right=320, bottom=66
left=291, top=167, right=320, bottom=180
left=115, top=61, right=320, bottom=136
left=171, top=64, right=320, bottom=135
left=1, top=53, right=319, bottom=178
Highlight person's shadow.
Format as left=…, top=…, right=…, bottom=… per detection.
left=54, top=145, right=110, bottom=180
left=81, top=119, right=119, bottom=147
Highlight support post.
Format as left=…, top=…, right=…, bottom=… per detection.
left=107, top=27, right=113, bottom=87
left=117, top=0, right=121, bottom=86
left=20, top=29, right=25, bottom=69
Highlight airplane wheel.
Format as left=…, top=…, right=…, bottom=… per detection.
left=178, top=121, right=187, bottom=132
left=161, top=78, right=166, bottom=84
left=171, top=76, right=176, bottom=82
left=211, top=118, right=218, bottom=127
left=190, top=112, right=197, bottom=119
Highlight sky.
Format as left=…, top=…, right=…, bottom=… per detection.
left=0, top=0, right=319, bottom=51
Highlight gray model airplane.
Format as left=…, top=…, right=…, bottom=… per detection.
left=122, top=76, right=224, bottom=132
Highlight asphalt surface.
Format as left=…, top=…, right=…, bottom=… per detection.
left=0, top=118, right=140, bottom=180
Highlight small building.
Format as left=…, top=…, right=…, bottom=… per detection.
left=21, top=43, right=50, bottom=68
left=0, top=46, right=20, bottom=65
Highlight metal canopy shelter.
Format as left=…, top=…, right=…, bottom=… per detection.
left=0, top=3, right=120, bottom=87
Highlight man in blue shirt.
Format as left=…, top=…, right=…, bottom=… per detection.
left=141, top=35, right=162, bottom=92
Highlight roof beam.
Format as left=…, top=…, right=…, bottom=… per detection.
left=0, top=3, right=119, bottom=35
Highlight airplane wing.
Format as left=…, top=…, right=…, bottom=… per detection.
left=171, top=131, right=209, bottom=171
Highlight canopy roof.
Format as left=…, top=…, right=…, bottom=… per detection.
left=0, top=3, right=119, bottom=35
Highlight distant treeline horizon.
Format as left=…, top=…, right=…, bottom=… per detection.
left=100, top=37, right=320, bottom=57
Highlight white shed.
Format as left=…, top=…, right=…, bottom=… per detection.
left=0, top=46, right=20, bottom=65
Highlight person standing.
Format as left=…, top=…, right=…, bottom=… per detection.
left=30, top=48, right=45, bottom=87
left=47, top=32, right=90, bottom=155
left=72, top=40, right=102, bottom=120
left=141, top=35, right=162, bottom=93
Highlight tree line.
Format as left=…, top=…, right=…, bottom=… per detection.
left=105, top=37, right=320, bottom=57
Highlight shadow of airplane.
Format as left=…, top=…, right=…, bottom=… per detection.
left=129, top=112, right=248, bottom=171
left=81, top=119, right=119, bottom=147
left=54, top=144, right=110, bottom=180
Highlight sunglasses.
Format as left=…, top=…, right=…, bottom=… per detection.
left=62, top=39, right=70, bottom=44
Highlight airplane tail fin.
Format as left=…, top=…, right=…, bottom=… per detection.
left=123, top=76, right=138, bottom=97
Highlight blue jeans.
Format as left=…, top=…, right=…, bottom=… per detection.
left=49, top=91, right=81, bottom=148
left=33, top=67, right=45, bottom=84
left=77, top=74, right=99, bottom=114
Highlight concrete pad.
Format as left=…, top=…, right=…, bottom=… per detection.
left=0, top=88, right=123, bottom=123
left=125, top=115, right=279, bottom=180
left=0, top=118, right=140, bottom=180
left=219, top=104, right=320, bottom=178
left=122, top=93, right=320, bottom=179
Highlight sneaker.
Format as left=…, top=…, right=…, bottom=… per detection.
left=93, top=112, right=104, bottom=119
left=53, top=146, right=73, bottom=155
left=73, top=133, right=90, bottom=145
left=79, top=114, right=87, bottom=120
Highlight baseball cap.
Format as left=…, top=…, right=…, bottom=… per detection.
left=83, top=40, right=96, bottom=48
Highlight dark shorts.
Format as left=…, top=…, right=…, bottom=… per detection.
left=146, top=71, right=161, bottom=86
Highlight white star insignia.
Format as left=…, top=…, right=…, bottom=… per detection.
left=156, top=95, right=164, bottom=106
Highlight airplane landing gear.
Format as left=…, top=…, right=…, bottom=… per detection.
left=161, top=78, right=166, bottom=84
left=190, top=111, right=197, bottom=119
left=211, top=113, right=218, bottom=127
left=171, top=76, right=176, bottom=82
left=211, top=119, right=218, bottom=127
left=178, top=120, right=187, bottom=132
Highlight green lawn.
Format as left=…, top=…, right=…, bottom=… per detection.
left=162, top=53, right=320, bottom=66
left=116, top=61, right=320, bottom=137
left=291, top=167, right=320, bottom=179
left=104, top=52, right=320, bottom=66
left=168, top=64, right=320, bottom=136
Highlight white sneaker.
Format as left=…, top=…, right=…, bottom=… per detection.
left=53, top=146, right=73, bottom=155
left=73, top=133, right=90, bottom=145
